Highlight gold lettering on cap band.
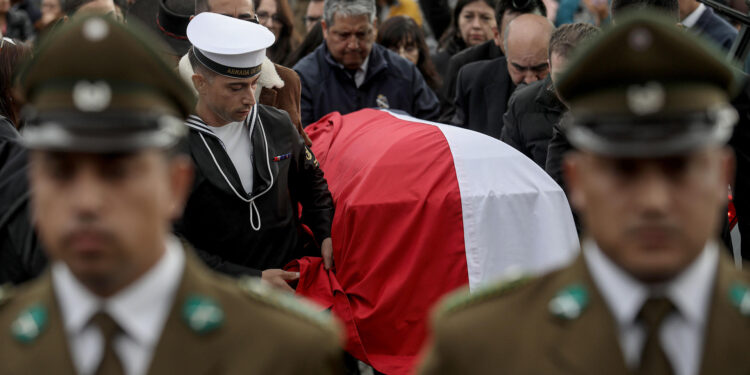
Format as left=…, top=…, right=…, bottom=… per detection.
left=191, top=47, right=262, bottom=79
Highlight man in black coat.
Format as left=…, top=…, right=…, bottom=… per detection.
left=501, top=23, right=599, bottom=168
left=177, top=13, right=334, bottom=292
left=451, top=13, right=553, bottom=138
left=0, top=117, right=46, bottom=284
left=439, top=0, right=546, bottom=122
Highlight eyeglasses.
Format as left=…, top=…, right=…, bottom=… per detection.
left=305, top=16, right=322, bottom=25
left=229, top=13, right=260, bottom=24
left=257, top=11, right=282, bottom=24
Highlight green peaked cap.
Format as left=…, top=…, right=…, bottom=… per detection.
left=18, top=14, right=195, bottom=152
left=555, top=11, right=741, bottom=157
left=557, top=11, right=739, bottom=111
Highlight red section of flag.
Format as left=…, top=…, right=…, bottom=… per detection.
left=287, top=110, right=469, bottom=374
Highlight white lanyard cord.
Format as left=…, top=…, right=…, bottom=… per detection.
left=197, top=105, right=275, bottom=231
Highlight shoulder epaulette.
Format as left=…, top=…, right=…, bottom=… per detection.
left=437, top=274, right=535, bottom=317
left=0, top=284, right=13, bottom=308
left=237, top=277, right=336, bottom=332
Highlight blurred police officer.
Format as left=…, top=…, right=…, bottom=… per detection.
left=178, top=12, right=334, bottom=291
left=0, top=15, right=342, bottom=374
left=418, top=13, right=750, bottom=375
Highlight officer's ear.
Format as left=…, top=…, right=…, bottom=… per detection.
left=717, top=146, right=736, bottom=202
left=563, top=151, right=586, bottom=211
left=167, top=154, right=195, bottom=220
left=321, top=20, right=328, bottom=39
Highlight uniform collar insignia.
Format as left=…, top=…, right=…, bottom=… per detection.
left=11, top=303, right=48, bottom=344
left=182, top=294, right=224, bottom=334
left=729, top=282, right=750, bottom=316
left=549, top=283, right=589, bottom=320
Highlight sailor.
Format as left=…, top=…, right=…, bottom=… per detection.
left=177, top=12, right=335, bottom=292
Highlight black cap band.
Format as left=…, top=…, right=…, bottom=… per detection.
left=190, top=47, right=262, bottom=79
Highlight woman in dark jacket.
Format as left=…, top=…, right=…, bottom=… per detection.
left=431, top=0, right=496, bottom=79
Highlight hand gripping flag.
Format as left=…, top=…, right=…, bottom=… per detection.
left=286, top=109, right=579, bottom=374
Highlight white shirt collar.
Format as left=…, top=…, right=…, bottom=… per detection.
left=682, top=3, right=707, bottom=28
left=53, top=236, right=185, bottom=346
left=583, top=238, right=718, bottom=327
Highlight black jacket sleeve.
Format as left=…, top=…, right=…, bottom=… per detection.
left=450, top=67, right=469, bottom=126
left=500, top=97, right=526, bottom=157
left=292, top=136, right=334, bottom=244
left=191, top=245, right=262, bottom=277
left=545, top=121, right=572, bottom=192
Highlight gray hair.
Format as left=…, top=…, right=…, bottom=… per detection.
left=323, top=0, right=376, bottom=26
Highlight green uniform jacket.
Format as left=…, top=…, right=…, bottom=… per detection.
left=0, top=250, right=343, bottom=375
left=418, top=252, right=750, bottom=375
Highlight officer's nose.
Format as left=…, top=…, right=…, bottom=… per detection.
left=70, top=169, right=105, bottom=219
left=635, top=167, right=672, bottom=215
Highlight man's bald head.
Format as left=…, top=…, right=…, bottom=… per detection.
left=504, top=13, right=554, bottom=85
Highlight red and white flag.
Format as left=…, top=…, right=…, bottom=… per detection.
left=287, top=109, right=579, bottom=374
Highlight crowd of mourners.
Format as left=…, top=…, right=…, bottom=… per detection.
left=3, top=0, right=750, bottom=373
left=0, top=0, right=745, bottom=186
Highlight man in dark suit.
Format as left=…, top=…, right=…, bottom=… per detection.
left=679, top=0, right=737, bottom=50
left=0, top=14, right=342, bottom=374
left=419, top=13, right=750, bottom=375
left=451, top=13, right=553, bottom=139
left=438, top=0, right=546, bottom=122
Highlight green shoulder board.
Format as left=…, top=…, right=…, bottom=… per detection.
left=437, top=274, right=535, bottom=317
left=237, top=277, right=336, bottom=333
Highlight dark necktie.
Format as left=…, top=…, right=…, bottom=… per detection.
left=636, top=297, right=675, bottom=375
left=90, top=311, right=125, bottom=375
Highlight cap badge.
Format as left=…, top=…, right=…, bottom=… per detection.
left=182, top=294, right=224, bottom=334
left=73, top=80, right=112, bottom=112
left=549, top=283, right=589, bottom=320
left=628, top=27, right=652, bottom=52
left=376, top=94, right=390, bottom=109
left=627, top=81, right=665, bottom=116
left=82, top=17, right=110, bottom=42
left=11, top=303, right=48, bottom=344
left=729, top=282, right=750, bottom=316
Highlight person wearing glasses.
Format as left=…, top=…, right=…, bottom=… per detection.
left=292, top=0, right=440, bottom=126
left=253, top=0, right=300, bottom=64
left=304, top=0, right=324, bottom=33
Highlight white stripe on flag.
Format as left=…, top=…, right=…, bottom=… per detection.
left=384, top=111, right=580, bottom=291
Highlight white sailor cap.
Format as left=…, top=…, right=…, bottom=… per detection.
left=187, top=12, right=275, bottom=79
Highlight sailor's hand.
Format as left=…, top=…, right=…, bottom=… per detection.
left=321, top=238, right=334, bottom=270
left=261, top=269, right=298, bottom=292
